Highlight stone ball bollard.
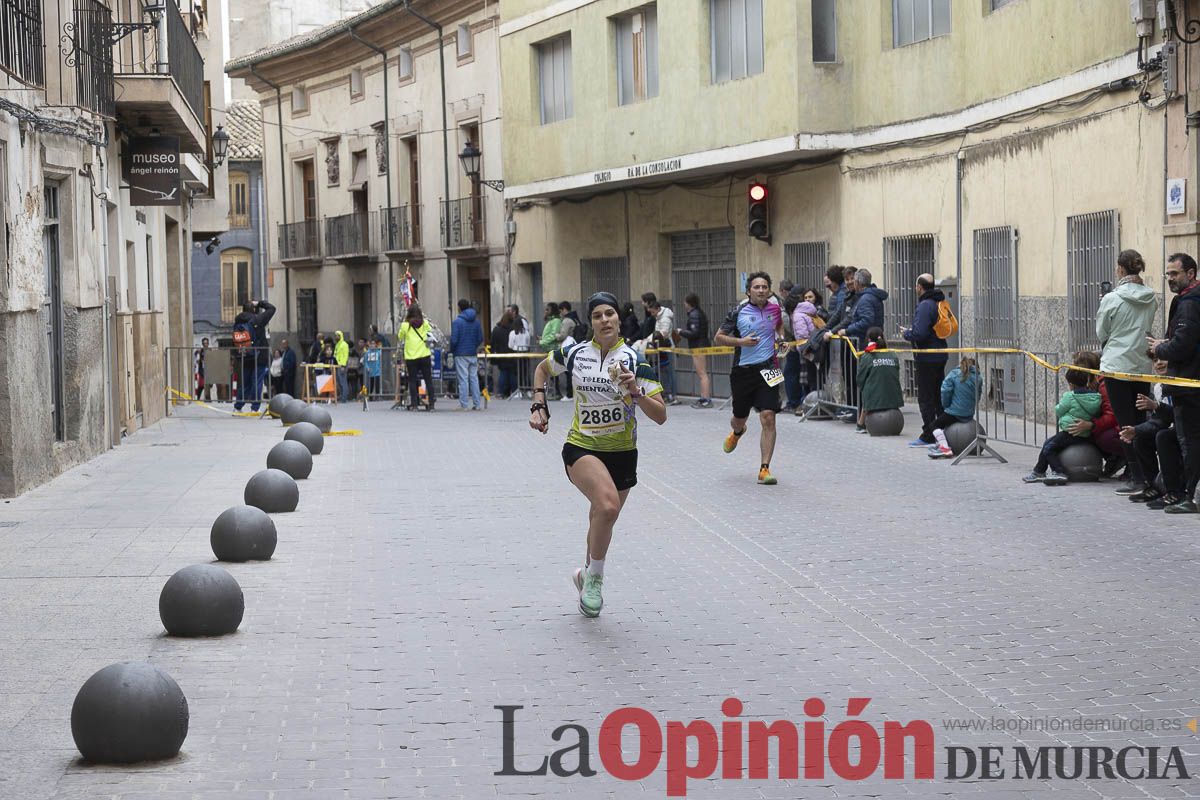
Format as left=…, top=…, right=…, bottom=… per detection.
left=210, top=505, right=277, bottom=562
left=802, top=389, right=834, bottom=411
left=267, top=440, right=313, bottom=480
left=865, top=408, right=905, bottom=437
left=280, top=399, right=309, bottom=426
left=284, top=421, right=324, bottom=455
left=158, top=564, right=244, bottom=637
left=70, top=662, right=189, bottom=763
left=945, top=420, right=987, bottom=455
left=1059, top=442, right=1103, bottom=482
left=244, top=468, right=299, bottom=513
left=300, top=404, right=333, bottom=433
left=268, top=393, right=293, bottom=418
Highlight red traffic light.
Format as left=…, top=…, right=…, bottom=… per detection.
left=748, top=183, right=767, bottom=202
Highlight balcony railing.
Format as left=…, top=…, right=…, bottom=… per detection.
left=164, top=0, right=204, bottom=118
left=279, top=220, right=322, bottom=262
left=379, top=205, right=420, bottom=252
left=1, top=0, right=45, bottom=88
left=440, top=197, right=486, bottom=250
left=325, top=212, right=372, bottom=259
left=72, top=0, right=114, bottom=116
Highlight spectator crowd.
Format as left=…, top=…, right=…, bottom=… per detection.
left=191, top=246, right=1200, bottom=511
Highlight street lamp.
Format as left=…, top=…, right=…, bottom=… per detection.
left=212, top=125, right=230, bottom=168
left=457, top=141, right=504, bottom=192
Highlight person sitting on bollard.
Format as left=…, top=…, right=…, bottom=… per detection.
left=854, top=328, right=903, bottom=434
left=926, top=356, right=981, bottom=459
left=1065, top=350, right=1123, bottom=477
left=1124, top=360, right=1182, bottom=506
left=1023, top=367, right=1103, bottom=486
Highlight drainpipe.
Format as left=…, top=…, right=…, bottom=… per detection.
left=250, top=63, right=290, bottom=332
left=349, top=26, right=396, bottom=333
left=955, top=149, right=964, bottom=345
left=98, top=145, right=114, bottom=448
left=403, top=0, right=453, bottom=320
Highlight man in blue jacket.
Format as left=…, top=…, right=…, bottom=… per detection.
left=450, top=298, right=485, bottom=410
left=901, top=274, right=949, bottom=447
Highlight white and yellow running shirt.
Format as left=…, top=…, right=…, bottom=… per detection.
left=545, top=340, right=663, bottom=452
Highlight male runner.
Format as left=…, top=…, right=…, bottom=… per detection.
left=713, top=272, right=788, bottom=485
left=529, top=292, right=667, bottom=617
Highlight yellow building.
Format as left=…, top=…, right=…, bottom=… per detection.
left=501, top=0, right=1197, bottom=396
left=228, top=0, right=507, bottom=345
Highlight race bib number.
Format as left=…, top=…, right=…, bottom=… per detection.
left=760, top=368, right=784, bottom=387
left=579, top=401, right=626, bottom=436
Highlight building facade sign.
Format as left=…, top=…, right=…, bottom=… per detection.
left=124, top=136, right=182, bottom=206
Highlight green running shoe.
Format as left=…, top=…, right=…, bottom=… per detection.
left=579, top=571, right=604, bottom=618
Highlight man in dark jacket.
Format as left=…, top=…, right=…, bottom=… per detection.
left=902, top=274, right=949, bottom=446
left=1149, top=252, right=1200, bottom=512
left=280, top=338, right=298, bottom=397
left=307, top=333, right=326, bottom=366
left=233, top=299, right=276, bottom=412
left=836, top=269, right=888, bottom=345
left=450, top=298, right=484, bottom=409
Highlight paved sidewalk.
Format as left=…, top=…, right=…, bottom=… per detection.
left=0, top=401, right=1197, bottom=799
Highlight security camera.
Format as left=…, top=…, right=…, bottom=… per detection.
left=205, top=236, right=220, bottom=255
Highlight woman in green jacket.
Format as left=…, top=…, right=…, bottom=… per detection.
left=855, top=327, right=904, bottom=433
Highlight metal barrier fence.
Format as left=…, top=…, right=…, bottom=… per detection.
left=166, top=341, right=1073, bottom=456
left=166, top=346, right=456, bottom=409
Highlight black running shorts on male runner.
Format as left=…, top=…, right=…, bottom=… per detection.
left=562, top=443, right=638, bottom=491
left=730, top=361, right=783, bottom=419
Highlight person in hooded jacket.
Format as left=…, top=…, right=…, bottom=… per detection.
left=1096, top=249, right=1159, bottom=493
left=450, top=298, right=485, bottom=409
left=333, top=330, right=350, bottom=402
left=901, top=274, right=949, bottom=448
left=233, top=299, right=276, bottom=412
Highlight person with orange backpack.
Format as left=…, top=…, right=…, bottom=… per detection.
left=232, top=299, right=276, bottom=412
left=902, top=274, right=956, bottom=448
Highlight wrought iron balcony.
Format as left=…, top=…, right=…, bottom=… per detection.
left=440, top=196, right=486, bottom=251
left=279, top=220, right=322, bottom=263
left=1, top=0, right=45, bottom=88
left=110, top=0, right=206, bottom=150
left=379, top=204, right=421, bottom=253
left=325, top=212, right=372, bottom=259
left=69, top=0, right=115, bottom=116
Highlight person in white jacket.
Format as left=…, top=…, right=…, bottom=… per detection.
left=637, top=298, right=678, bottom=404
left=508, top=307, right=533, bottom=399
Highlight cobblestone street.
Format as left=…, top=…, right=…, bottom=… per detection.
left=0, top=400, right=1198, bottom=799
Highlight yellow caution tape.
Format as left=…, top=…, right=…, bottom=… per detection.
left=822, top=337, right=1200, bottom=389
left=324, top=430, right=362, bottom=436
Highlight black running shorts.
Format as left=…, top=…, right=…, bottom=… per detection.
left=562, top=443, right=638, bottom=491
left=730, top=361, right=783, bottom=419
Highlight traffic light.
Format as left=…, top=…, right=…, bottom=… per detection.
left=748, top=182, right=770, bottom=243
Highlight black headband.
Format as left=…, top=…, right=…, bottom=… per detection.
left=587, top=292, right=620, bottom=316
